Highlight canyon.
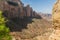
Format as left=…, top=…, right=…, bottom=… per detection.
left=0, top=0, right=54, bottom=40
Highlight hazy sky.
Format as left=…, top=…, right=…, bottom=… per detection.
left=21, top=0, right=56, bottom=14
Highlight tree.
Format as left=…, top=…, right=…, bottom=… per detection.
left=0, top=11, right=11, bottom=40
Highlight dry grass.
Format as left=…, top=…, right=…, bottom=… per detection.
left=10, top=18, right=53, bottom=40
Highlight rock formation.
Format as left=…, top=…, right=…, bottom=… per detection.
left=25, top=5, right=31, bottom=17
left=0, top=0, right=41, bottom=19
left=0, top=0, right=22, bottom=18
left=53, top=0, right=60, bottom=29
left=49, top=0, right=60, bottom=40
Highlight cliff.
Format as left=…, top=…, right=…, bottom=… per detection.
left=53, top=0, right=60, bottom=29
left=0, top=0, right=24, bottom=18
left=0, top=0, right=41, bottom=19
left=48, top=0, right=60, bottom=40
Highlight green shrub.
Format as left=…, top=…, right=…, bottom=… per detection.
left=0, top=11, right=12, bottom=40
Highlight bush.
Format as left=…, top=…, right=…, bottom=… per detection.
left=0, top=11, right=11, bottom=40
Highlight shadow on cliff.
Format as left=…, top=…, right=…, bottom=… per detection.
left=6, top=17, right=33, bottom=32
left=3, top=12, right=42, bottom=32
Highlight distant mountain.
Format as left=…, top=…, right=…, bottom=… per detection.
left=39, top=13, right=52, bottom=21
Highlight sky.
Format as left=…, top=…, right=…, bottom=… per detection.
left=21, top=0, right=56, bottom=14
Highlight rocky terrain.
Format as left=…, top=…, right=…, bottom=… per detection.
left=10, top=18, right=53, bottom=40
left=0, top=0, right=55, bottom=40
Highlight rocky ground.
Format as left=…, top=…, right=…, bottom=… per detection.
left=9, top=18, right=53, bottom=40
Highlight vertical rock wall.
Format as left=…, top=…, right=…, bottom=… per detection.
left=0, top=0, right=42, bottom=19
left=53, top=0, right=60, bottom=29
left=49, top=0, right=60, bottom=40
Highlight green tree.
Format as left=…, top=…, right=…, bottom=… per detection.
left=0, top=11, right=11, bottom=40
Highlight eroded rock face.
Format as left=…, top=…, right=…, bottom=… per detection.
left=0, top=0, right=24, bottom=18
left=53, top=0, right=60, bottom=29
left=49, top=0, right=60, bottom=40
left=0, top=0, right=42, bottom=19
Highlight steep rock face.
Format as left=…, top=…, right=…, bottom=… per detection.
left=0, top=0, right=42, bottom=19
left=24, top=5, right=33, bottom=17
left=49, top=0, right=60, bottom=40
left=53, top=0, right=60, bottom=29
left=0, top=0, right=24, bottom=18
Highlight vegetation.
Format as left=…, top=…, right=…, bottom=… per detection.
left=0, top=11, right=11, bottom=40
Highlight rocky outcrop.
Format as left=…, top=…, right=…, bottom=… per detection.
left=0, top=0, right=42, bottom=19
left=1, top=0, right=24, bottom=18
left=25, top=5, right=31, bottom=17
left=48, top=0, right=60, bottom=40
left=53, top=0, right=60, bottom=29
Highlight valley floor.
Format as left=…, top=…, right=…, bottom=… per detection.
left=9, top=18, right=53, bottom=40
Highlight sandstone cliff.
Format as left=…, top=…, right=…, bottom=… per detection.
left=53, top=0, right=60, bottom=29
left=0, top=0, right=41, bottom=19
left=48, top=0, right=60, bottom=40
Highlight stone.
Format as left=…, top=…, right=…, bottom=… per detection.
left=49, top=0, right=60, bottom=40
